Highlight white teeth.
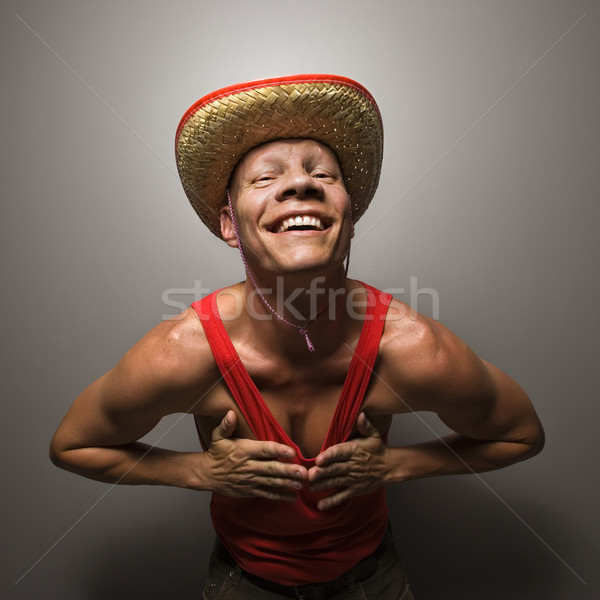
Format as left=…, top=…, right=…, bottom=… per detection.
left=276, top=215, right=324, bottom=232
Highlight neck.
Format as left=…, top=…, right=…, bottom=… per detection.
left=238, top=269, right=356, bottom=357
left=248, top=266, right=347, bottom=322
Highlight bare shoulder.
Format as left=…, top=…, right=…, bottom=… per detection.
left=125, top=308, right=212, bottom=375
left=377, top=298, right=543, bottom=448
left=378, top=298, right=493, bottom=411
left=104, top=307, right=218, bottom=414
left=51, top=307, right=220, bottom=450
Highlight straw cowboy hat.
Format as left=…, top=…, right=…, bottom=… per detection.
left=175, top=74, right=384, bottom=237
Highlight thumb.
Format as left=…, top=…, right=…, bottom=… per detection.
left=356, top=412, right=379, bottom=437
left=212, top=410, right=237, bottom=442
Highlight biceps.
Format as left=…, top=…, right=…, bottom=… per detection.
left=437, top=361, right=541, bottom=444
left=53, top=373, right=163, bottom=451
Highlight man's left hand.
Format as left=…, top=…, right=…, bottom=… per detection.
left=308, top=412, right=389, bottom=510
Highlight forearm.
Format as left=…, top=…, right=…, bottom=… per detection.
left=50, top=442, right=205, bottom=489
left=387, top=432, right=543, bottom=483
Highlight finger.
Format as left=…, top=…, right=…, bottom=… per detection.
left=243, top=471, right=306, bottom=490
left=247, top=459, right=307, bottom=483
left=308, top=462, right=343, bottom=482
left=254, top=487, right=300, bottom=502
left=355, top=412, right=374, bottom=436
left=243, top=439, right=298, bottom=462
left=308, top=462, right=350, bottom=484
left=356, top=412, right=383, bottom=438
left=211, top=410, right=237, bottom=442
left=314, top=443, right=354, bottom=468
left=317, top=489, right=351, bottom=511
left=310, top=474, right=349, bottom=492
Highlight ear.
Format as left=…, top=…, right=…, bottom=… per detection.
left=219, top=206, right=239, bottom=248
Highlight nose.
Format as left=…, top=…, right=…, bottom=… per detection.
left=277, top=170, right=324, bottom=201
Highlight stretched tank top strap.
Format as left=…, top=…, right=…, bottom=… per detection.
left=190, top=292, right=274, bottom=443
left=327, top=284, right=392, bottom=444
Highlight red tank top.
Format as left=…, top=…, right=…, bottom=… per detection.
left=191, top=283, right=392, bottom=585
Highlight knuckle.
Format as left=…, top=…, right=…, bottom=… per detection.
left=259, top=446, right=272, bottom=459
left=232, top=446, right=249, bottom=460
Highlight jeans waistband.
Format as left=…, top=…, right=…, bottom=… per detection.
left=214, top=528, right=393, bottom=599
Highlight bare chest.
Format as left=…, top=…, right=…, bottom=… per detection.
left=197, top=365, right=346, bottom=457
left=195, top=349, right=399, bottom=458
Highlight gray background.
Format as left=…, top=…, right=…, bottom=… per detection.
left=2, top=1, right=598, bottom=598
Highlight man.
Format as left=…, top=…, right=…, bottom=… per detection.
left=51, top=75, right=544, bottom=599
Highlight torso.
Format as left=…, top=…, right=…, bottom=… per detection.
left=188, top=282, right=415, bottom=457
left=194, top=340, right=383, bottom=458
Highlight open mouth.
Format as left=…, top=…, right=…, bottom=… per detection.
left=273, top=215, right=329, bottom=233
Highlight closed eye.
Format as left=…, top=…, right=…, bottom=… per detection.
left=253, top=174, right=277, bottom=186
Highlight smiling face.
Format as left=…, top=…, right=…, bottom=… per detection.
left=221, top=139, right=353, bottom=277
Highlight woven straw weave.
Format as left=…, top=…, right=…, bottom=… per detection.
left=176, top=79, right=383, bottom=238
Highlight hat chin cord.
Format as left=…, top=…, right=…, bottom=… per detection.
left=226, top=190, right=350, bottom=352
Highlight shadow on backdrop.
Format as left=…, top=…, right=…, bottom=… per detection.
left=389, top=477, right=587, bottom=600
left=86, top=504, right=212, bottom=600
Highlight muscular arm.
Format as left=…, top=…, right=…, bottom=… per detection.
left=309, top=308, right=544, bottom=509
left=50, top=313, right=214, bottom=488
left=50, top=311, right=305, bottom=498
left=385, top=357, right=544, bottom=482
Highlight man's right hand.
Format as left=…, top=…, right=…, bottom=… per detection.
left=196, top=410, right=307, bottom=501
